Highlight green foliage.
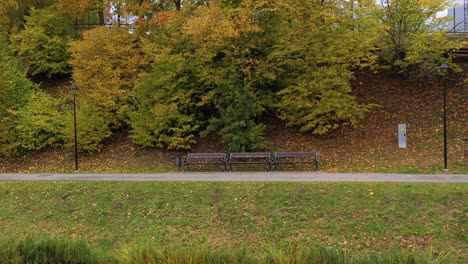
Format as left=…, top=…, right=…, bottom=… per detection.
left=11, top=7, right=77, bottom=77
left=2, top=0, right=464, bottom=155
left=134, top=2, right=275, bottom=150
left=185, top=1, right=277, bottom=151
left=378, top=0, right=464, bottom=79
left=0, top=0, right=56, bottom=41
left=14, top=90, right=65, bottom=152
left=204, top=80, right=267, bottom=152
left=129, top=15, right=201, bottom=151
left=130, top=48, right=199, bottom=150
left=1, top=42, right=68, bottom=155
left=132, top=0, right=382, bottom=150
left=0, top=41, right=37, bottom=155
left=63, top=99, right=112, bottom=154
left=271, top=0, right=378, bottom=134
left=69, top=27, right=148, bottom=128
left=276, top=68, right=375, bottom=134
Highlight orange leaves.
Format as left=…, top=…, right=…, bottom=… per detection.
left=56, top=0, right=93, bottom=17
left=148, top=11, right=176, bottom=26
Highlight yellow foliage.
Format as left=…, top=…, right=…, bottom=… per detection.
left=183, top=0, right=262, bottom=54
left=56, top=0, right=94, bottom=17
left=69, top=27, right=148, bottom=127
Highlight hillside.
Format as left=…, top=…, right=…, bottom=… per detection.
left=0, top=64, right=466, bottom=174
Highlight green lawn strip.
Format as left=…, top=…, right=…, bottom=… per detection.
left=0, top=182, right=466, bottom=262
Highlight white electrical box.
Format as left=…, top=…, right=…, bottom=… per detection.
left=398, top=124, right=406, bottom=148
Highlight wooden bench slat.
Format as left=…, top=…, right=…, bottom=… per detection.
left=230, top=152, right=270, bottom=158
left=184, top=153, right=227, bottom=171
left=228, top=152, right=271, bottom=171
left=275, top=151, right=316, bottom=158
left=273, top=151, right=318, bottom=171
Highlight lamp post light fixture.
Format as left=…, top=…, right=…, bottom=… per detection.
left=70, top=84, right=79, bottom=171
left=439, top=64, right=450, bottom=171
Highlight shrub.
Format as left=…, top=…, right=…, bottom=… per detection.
left=0, top=41, right=37, bottom=155
left=204, top=88, right=267, bottom=152
left=11, top=7, right=77, bottom=77
left=63, top=99, right=112, bottom=154
left=68, top=27, right=148, bottom=128
left=14, top=91, right=65, bottom=152
left=129, top=48, right=199, bottom=150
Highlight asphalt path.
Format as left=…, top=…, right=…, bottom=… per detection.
left=0, top=172, right=467, bottom=183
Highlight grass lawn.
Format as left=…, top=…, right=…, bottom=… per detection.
left=0, top=181, right=466, bottom=262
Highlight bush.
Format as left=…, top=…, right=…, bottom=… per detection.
left=68, top=27, right=148, bottom=128
left=11, top=7, right=77, bottom=77
left=14, top=91, right=65, bottom=152
left=205, top=88, right=267, bottom=152
left=0, top=41, right=37, bottom=155
left=129, top=48, right=199, bottom=150
left=63, top=99, right=112, bottom=154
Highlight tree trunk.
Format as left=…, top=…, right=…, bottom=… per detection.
left=98, top=10, right=105, bottom=25
left=174, top=0, right=181, bottom=11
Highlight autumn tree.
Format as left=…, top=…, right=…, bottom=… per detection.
left=129, top=5, right=201, bottom=150
left=0, top=41, right=37, bottom=155
left=131, top=0, right=275, bottom=151
left=378, top=0, right=463, bottom=79
left=130, top=49, right=200, bottom=150
left=270, top=0, right=378, bottom=135
left=0, top=0, right=55, bottom=41
left=68, top=27, right=148, bottom=129
left=184, top=0, right=274, bottom=151
left=11, top=7, right=77, bottom=77
left=1, top=41, right=66, bottom=155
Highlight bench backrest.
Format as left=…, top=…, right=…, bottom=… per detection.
left=230, top=152, right=271, bottom=159
left=274, top=151, right=317, bottom=158
left=187, top=153, right=227, bottom=159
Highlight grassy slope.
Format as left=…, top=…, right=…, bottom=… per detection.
left=0, top=182, right=466, bottom=261
left=0, top=64, right=466, bottom=173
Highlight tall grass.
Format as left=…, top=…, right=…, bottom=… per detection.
left=114, top=242, right=456, bottom=264
left=114, top=242, right=255, bottom=264
left=0, top=237, right=456, bottom=263
left=0, top=236, right=96, bottom=264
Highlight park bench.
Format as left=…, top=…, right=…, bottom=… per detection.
left=184, top=152, right=228, bottom=171
left=228, top=152, right=272, bottom=171
left=272, top=151, right=318, bottom=171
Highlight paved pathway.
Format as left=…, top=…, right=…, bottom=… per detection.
left=1, top=172, right=467, bottom=183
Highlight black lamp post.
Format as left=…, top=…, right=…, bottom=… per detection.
left=439, top=64, right=449, bottom=171
left=70, top=84, right=79, bottom=171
